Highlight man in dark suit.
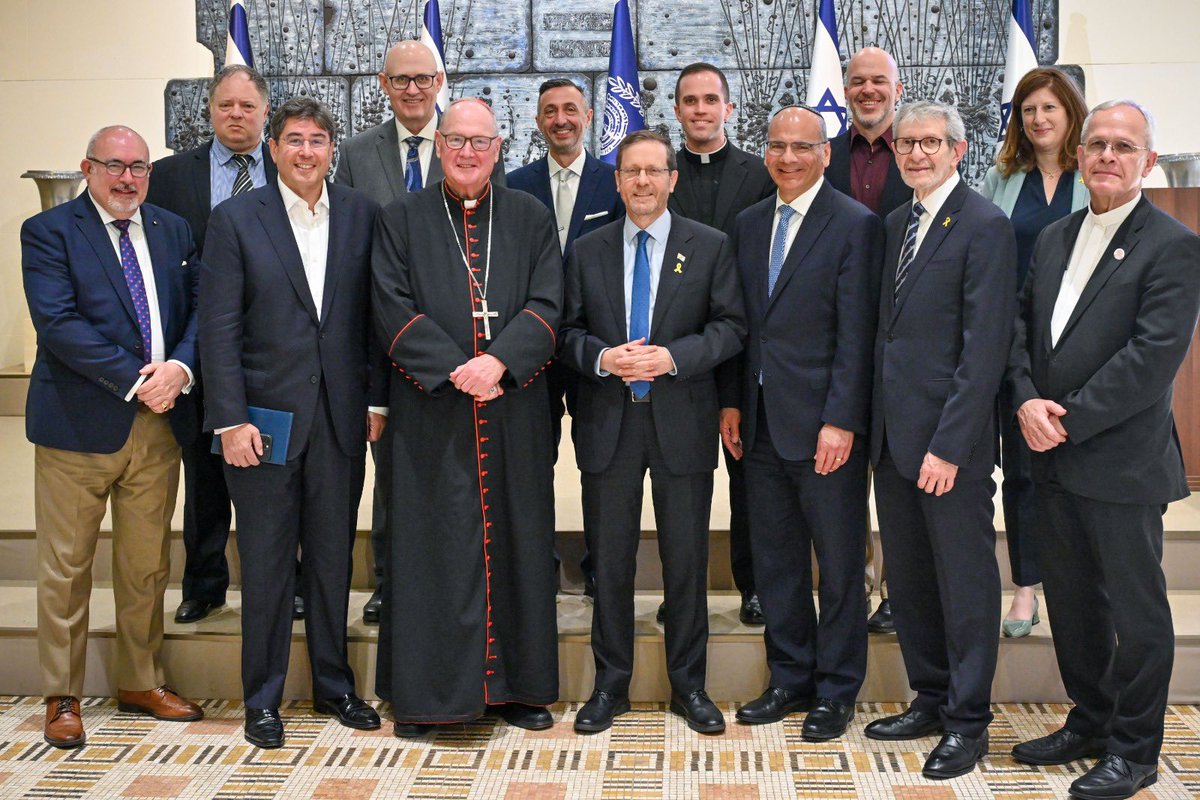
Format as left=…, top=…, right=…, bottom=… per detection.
left=865, top=101, right=1016, bottom=779
left=825, top=47, right=909, bottom=635
left=560, top=130, right=746, bottom=735
left=200, top=98, right=385, bottom=748
left=146, top=64, right=278, bottom=625
left=721, top=107, right=882, bottom=740
left=22, top=125, right=205, bottom=748
left=334, top=39, right=503, bottom=624
left=1007, top=100, right=1200, bottom=800
left=666, top=62, right=773, bottom=626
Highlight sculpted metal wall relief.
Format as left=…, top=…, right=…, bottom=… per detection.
left=168, top=0, right=1062, bottom=184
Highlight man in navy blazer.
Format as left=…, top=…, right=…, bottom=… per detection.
left=22, top=125, right=205, bottom=748
left=720, top=107, right=882, bottom=740
left=200, top=98, right=385, bottom=748
left=865, top=101, right=1016, bottom=779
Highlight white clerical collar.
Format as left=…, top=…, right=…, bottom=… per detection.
left=548, top=149, right=586, bottom=180
left=395, top=115, right=438, bottom=145
left=1085, top=192, right=1141, bottom=230
left=277, top=175, right=329, bottom=215
left=913, top=170, right=960, bottom=220
left=684, top=138, right=729, bottom=165
left=775, top=176, right=824, bottom=218
left=89, top=192, right=144, bottom=230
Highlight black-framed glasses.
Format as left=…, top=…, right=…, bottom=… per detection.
left=617, top=167, right=673, bottom=181
left=439, top=133, right=499, bottom=151
left=765, top=139, right=827, bottom=156
left=893, top=137, right=946, bottom=155
left=1083, top=138, right=1150, bottom=158
left=386, top=73, right=436, bottom=91
left=86, top=157, right=150, bottom=178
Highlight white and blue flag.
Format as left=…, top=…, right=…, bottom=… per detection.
left=225, top=0, right=254, bottom=68
left=805, top=0, right=847, bottom=137
left=600, top=0, right=645, bottom=165
left=999, top=0, right=1038, bottom=137
left=420, top=0, right=451, bottom=114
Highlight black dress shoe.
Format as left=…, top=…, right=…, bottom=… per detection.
left=313, top=694, right=380, bottom=730
left=864, top=708, right=943, bottom=740
left=739, top=593, right=765, bottom=625
left=735, top=687, right=811, bottom=724
left=802, top=698, right=855, bottom=741
left=393, top=722, right=432, bottom=738
left=245, top=707, right=283, bottom=748
left=574, top=691, right=630, bottom=733
left=867, top=599, right=895, bottom=633
left=923, top=731, right=988, bottom=779
left=362, top=589, right=382, bottom=624
left=583, top=575, right=596, bottom=599
left=1069, top=753, right=1157, bottom=800
left=669, top=689, right=725, bottom=734
left=490, top=703, right=554, bottom=731
left=656, top=600, right=666, bottom=625
left=292, top=595, right=305, bottom=620
left=174, top=599, right=221, bottom=624
left=1012, top=727, right=1108, bottom=766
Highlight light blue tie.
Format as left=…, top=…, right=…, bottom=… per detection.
left=767, top=204, right=796, bottom=298
left=629, top=230, right=651, bottom=400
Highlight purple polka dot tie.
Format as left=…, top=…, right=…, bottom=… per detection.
left=112, top=219, right=152, bottom=363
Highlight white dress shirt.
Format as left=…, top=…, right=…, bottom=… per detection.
left=907, top=170, right=960, bottom=257
left=89, top=194, right=194, bottom=401
left=771, top=176, right=825, bottom=260
left=1050, top=192, right=1141, bottom=346
left=395, top=116, right=438, bottom=186
left=278, top=176, right=330, bottom=319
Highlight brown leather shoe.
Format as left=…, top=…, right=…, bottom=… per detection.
left=45, top=696, right=85, bottom=748
left=117, top=686, right=204, bottom=721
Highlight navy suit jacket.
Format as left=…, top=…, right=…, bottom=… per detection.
left=725, top=182, right=883, bottom=461
left=826, top=130, right=910, bottom=218
left=21, top=193, right=199, bottom=453
left=199, top=182, right=383, bottom=461
left=869, top=179, right=1017, bottom=481
left=506, top=152, right=624, bottom=259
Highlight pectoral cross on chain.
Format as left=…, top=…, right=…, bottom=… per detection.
left=473, top=297, right=499, bottom=340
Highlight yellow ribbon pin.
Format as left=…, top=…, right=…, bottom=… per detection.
left=674, top=263, right=684, bottom=274
left=942, top=216, right=951, bottom=227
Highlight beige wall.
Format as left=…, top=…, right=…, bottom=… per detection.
left=0, top=0, right=1196, bottom=369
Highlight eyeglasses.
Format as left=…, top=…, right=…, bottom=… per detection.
left=440, top=134, right=500, bottom=151
left=1083, top=138, right=1150, bottom=158
left=280, top=137, right=331, bottom=150
left=893, top=137, right=947, bottom=155
left=386, top=73, right=436, bottom=91
left=86, top=157, right=150, bottom=178
left=765, top=139, right=827, bottom=156
left=617, top=167, right=673, bottom=180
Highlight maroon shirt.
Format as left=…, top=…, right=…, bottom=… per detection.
left=848, top=127, right=894, bottom=216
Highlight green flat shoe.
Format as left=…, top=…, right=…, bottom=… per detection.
left=1002, top=596, right=1040, bottom=638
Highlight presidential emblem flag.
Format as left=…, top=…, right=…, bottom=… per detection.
left=600, top=0, right=645, bottom=166
left=225, top=0, right=254, bottom=67
left=999, top=0, right=1038, bottom=138
left=421, top=0, right=451, bottom=114
left=805, top=0, right=847, bottom=137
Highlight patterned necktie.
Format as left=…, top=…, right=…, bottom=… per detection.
left=894, top=201, right=926, bottom=300
left=629, top=230, right=651, bottom=400
left=767, top=204, right=797, bottom=297
left=112, top=219, right=152, bottom=363
left=405, top=136, right=423, bottom=192
left=554, top=168, right=574, bottom=253
left=231, top=153, right=254, bottom=196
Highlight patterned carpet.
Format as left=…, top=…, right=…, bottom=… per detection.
left=0, top=697, right=1196, bottom=799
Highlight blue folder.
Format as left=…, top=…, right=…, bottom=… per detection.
left=210, top=406, right=294, bottom=466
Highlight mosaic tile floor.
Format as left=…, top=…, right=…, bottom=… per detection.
left=0, top=698, right=1196, bottom=799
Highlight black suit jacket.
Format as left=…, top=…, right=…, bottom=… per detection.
left=826, top=130, right=910, bottom=218
left=668, top=142, right=774, bottom=237
left=869, top=179, right=1017, bottom=481
left=1008, top=197, right=1200, bottom=505
left=559, top=214, right=747, bottom=475
left=506, top=152, right=625, bottom=258
left=199, top=182, right=383, bottom=460
left=727, top=182, right=883, bottom=461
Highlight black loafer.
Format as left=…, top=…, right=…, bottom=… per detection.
left=174, top=599, right=221, bottom=624
left=739, top=593, right=765, bottom=625
left=292, top=595, right=305, bottom=620
left=735, top=687, right=811, bottom=724
left=867, top=599, right=895, bottom=633
left=574, top=691, right=630, bottom=733
left=669, top=689, right=725, bottom=734
left=1069, top=753, right=1157, bottom=800
left=864, top=708, right=944, bottom=740
left=802, top=698, right=855, bottom=741
left=394, top=722, right=432, bottom=738
left=923, top=731, right=988, bottom=779
left=1013, top=727, right=1108, bottom=766
left=362, top=589, right=382, bottom=624
left=245, top=707, right=283, bottom=748
left=313, top=694, right=380, bottom=730
left=490, top=703, right=553, bottom=731
left=655, top=600, right=666, bottom=625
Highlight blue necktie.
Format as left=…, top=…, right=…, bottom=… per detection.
left=404, top=136, right=422, bottom=192
left=629, top=230, right=651, bottom=400
left=894, top=201, right=926, bottom=299
left=767, top=204, right=796, bottom=297
left=112, top=219, right=152, bottom=363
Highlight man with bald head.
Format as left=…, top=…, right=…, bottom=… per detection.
left=372, top=98, right=562, bottom=736
left=22, top=125, right=204, bottom=748
left=721, top=107, right=881, bottom=739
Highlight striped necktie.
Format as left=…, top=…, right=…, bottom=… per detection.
left=893, top=201, right=926, bottom=299
left=231, top=153, right=254, bottom=196
left=405, top=136, right=423, bottom=192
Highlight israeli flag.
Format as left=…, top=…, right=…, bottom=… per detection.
left=805, top=0, right=847, bottom=137
left=225, top=0, right=254, bottom=68
left=999, top=0, right=1038, bottom=137
left=420, top=0, right=451, bottom=114
left=600, top=0, right=645, bottom=165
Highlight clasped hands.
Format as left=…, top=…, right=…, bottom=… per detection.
left=136, top=360, right=186, bottom=414
left=719, top=408, right=853, bottom=475
left=1017, top=398, right=1068, bottom=452
left=600, top=338, right=674, bottom=382
left=450, top=353, right=507, bottom=402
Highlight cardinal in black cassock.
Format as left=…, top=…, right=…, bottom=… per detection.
left=371, top=99, right=563, bottom=732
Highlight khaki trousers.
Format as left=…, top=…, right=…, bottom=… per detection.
left=35, top=406, right=180, bottom=698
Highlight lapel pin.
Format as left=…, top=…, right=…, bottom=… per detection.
left=677, top=253, right=686, bottom=261
left=1114, top=248, right=1125, bottom=260
left=674, top=263, right=684, bottom=274
left=942, top=216, right=951, bottom=228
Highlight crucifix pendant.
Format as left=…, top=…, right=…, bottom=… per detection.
left=473, top=297, right=499, bottom=340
